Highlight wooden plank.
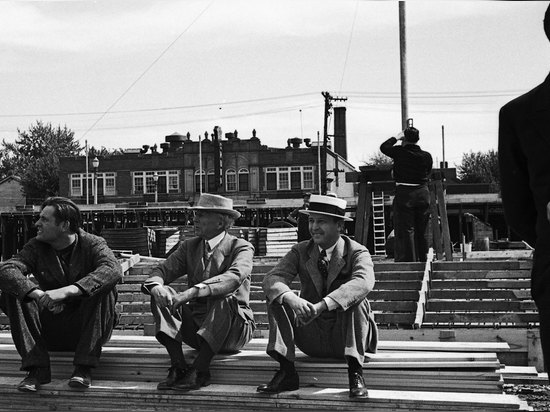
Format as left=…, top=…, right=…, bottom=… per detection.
left=374, top=280, right=422, bottom=290
left=432, top=270, right=531, bottom=280
left=429, top=289, right=532, bottom=300
left=466, top=250, right=533, bottom=260
left=423, top=312, right=539, bottom=325
left=433, top=261, right=522, bottom=271
left=435, top=180, right=453, bottom=261
left=427, top=300, right=537, bottom=312
left=429, top=183, right=443, bottom=260
left=0, top=378, right=529, bottom=411
left=430, top=279, right=530, bottom=289
left=414, top=249, right=433, bottom=328
left=371, top=271, right=424, bottom=280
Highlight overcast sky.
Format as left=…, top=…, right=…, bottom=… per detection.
left=1, top=0, right=549, bottom=169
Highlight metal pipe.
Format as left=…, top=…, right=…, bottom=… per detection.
left=399, top=1, right=408, bottom=130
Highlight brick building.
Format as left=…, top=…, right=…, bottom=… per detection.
left=58, top=125, right=357, bottom=210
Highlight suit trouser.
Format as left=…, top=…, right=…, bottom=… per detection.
left=266, top=298, right=377, bottom=365
left=393, top=185, right=430, bottom=262
left=151, top=286, right=254, bottom=354
left=0, top=290, right=118, bottom=370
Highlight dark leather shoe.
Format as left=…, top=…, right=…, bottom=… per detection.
left=349, top=372, right=368, bottom=398
left=17, top=367, right=51, bottom=392
left=68, top=365, right=92, bottom=389
left=257, top=369, right=299, bottom=393
left=157, top=365, right=187, bottom=390
left=172, top=367, right=211, bottom=391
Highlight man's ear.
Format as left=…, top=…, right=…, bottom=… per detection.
left=61, top=220, right=71, bottom=233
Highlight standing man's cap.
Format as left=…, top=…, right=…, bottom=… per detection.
left=299, top=194, right=353, bottom=221
left=190, top=193, right=241, bottom=219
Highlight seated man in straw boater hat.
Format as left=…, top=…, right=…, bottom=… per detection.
left=142, top=193, right=255, bottom=391
left=257, top=194, right=377, bottom=398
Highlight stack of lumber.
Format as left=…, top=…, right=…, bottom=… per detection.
left=264, top=227, right=297, bottom=257
left=150, top=226, right=180, bottom=258
left=423, top=260, right=537, bottom=327
left=370, top=261, right=425, bottom=328
left=0, top=332, right=532, bottom=410
left=100, top=228, right=152, bottom=256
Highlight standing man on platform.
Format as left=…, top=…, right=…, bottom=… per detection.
left=498, top=4, right=550, bottom=383
left=142, top=193, right=255, bottom=391
left=257, top=195, right=377, bottom=398
left=0, top=197, right=122, bottom=392
left=287, top=192, right=311, bottom=242
left=380, top=125, right=433, bottom=262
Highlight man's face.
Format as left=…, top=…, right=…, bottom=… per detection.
left=194, top=211, right=223, bottom=240
left=35, top=206, right=66, bottom=244
left=308, top=212, right=342, bottom=249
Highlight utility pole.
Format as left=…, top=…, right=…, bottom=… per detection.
left=399, top=1, right=408, bottom=130
left=321, top=91, right=347, bottom=195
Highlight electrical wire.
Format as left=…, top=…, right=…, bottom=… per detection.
left=338, top=0, right=359, bottom=93
left=77, top=0, right=215, bottom=142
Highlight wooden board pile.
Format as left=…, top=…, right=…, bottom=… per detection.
left=0, top=332, right=532, bottom=411
left=423, top=260, right=537, bottom=327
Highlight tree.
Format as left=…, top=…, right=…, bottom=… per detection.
left=456, top=150, right=500, bottom=191
left=362, top=151, right=393, bottom=168
left=87, top=146, right=125, bottom=158
left=0, top=121, right=81, bottom=201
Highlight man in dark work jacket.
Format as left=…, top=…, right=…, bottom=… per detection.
left=380, top=127, right=433, bottom=262
left=498, top=4, right=550, bottom=381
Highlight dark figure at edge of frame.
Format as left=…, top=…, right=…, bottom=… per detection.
left=0, top=197, right=122, bottom=392
left=142, top=193, right=255, bottom=391
left=288, top=192, right=312, bottom=242
left=498, top=4, right=550, bottom=383
left=380, top=125, right=433, bottom=262
left=257, top=194, right=378, bottom=398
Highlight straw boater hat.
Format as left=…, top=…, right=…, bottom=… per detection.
left=299, top=194, right=352, bottom=221
left=190, top=193, right=241, bottom=219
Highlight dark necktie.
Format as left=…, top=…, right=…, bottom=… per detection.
left=318, top=249, right=329, bottom=295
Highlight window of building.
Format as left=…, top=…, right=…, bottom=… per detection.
left=264, top=166, right=315, bottom=191
left=70, top=173, right=115, bottom=197
left=226, top=169, right=237, bottom=192
left=238, top=168, right=249, bottom=192
left=133, top=170, right=180, bottom=195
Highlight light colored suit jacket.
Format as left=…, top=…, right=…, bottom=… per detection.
left=263, top=235, right=375, bottom=311
left=143, top=233, right=255, bottom=322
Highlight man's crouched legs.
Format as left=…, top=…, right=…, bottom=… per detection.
left=151, top=288, right=254, bottom=390
left=0, top=290, right=118, bottom=392
left=257, top=298, right=375, bottom=397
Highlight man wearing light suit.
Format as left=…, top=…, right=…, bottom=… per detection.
left=257, top=195, right=377, bottom=398
left=142, top=193, right=255, bottom=391
left=498, top=4, right=550, bottom=381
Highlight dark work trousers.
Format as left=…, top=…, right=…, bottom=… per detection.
left=530, top=215, right=550, bottom=380
left=393, top=184, right=431, bottom=262
left=0, top=290, right=118, bottom=371
left=151, top=286, right=254, bottom=355
left=265, top=298, right=377, bottom=365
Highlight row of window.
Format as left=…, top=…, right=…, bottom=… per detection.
left=70, top=166, right=314, bottom=197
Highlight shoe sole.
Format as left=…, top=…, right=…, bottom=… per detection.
left=68, top=378, right=91, bottom=389
left=172, top=381, right=211, bottom=391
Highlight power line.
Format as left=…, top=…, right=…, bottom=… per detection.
left=0, top=92, right=319, bottom=118
left=338, top=0, right=359, bottom=93
left=77, top=0, right=215, bottom=142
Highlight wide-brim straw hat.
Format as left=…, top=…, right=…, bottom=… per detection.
left=299, top=194, right=353, bottom=221
left=190, top=193, right=241, bottom=219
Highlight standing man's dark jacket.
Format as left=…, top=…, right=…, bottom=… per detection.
left=380, top=138, right=433, bottom=184
left=498, top=72, right=550, bottom=377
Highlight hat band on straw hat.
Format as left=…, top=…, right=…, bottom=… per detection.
left=308, top=201, right=346, bottom=217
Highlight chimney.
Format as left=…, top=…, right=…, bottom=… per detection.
left=333, top=106, right=347, bottom=160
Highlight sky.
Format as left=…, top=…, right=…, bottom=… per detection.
left=0, top=0, right=549, bottom=170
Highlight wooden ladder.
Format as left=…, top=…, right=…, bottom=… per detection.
left=372, top=191, right=386, bottom=256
